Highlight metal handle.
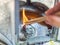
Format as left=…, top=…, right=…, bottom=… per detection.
left=26, top=0, right=31, bottom=5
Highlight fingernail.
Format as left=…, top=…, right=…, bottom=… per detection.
left=45, top=11, right=47, bottom=14
left=45, top=20, right=50, bottom=24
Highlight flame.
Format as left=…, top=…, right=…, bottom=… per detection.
left=23, top=8, right=29, bottom=25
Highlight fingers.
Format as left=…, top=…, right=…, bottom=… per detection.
left=45, top=2, right=60, bottom=15
left=45, top=2, right=60, bottom=27
left=45, top=15, right=60, bottom=27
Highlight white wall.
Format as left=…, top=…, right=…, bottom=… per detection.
left=0, top=0, right=15, bottom=45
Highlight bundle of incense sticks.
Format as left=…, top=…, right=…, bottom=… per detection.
left=25, top=16, right=46, bottom=25
left=25, top=11, right=60, bottom=25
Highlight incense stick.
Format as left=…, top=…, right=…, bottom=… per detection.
left=25, top=16, right=46, bottom=25
left=24, top=11, right=60, bottom=25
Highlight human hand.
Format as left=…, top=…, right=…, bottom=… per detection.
left=45, top=2, right=60, bottom=27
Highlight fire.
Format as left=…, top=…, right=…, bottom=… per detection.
left=23, top=8, right=29, bottom=25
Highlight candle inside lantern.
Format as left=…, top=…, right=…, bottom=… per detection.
left=22, top=8, right=29, bottom=25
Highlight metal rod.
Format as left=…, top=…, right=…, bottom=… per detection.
left=54, top=0, right=59, bottom=5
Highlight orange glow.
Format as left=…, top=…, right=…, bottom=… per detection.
left=23, top=8, right=29, bottom=24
